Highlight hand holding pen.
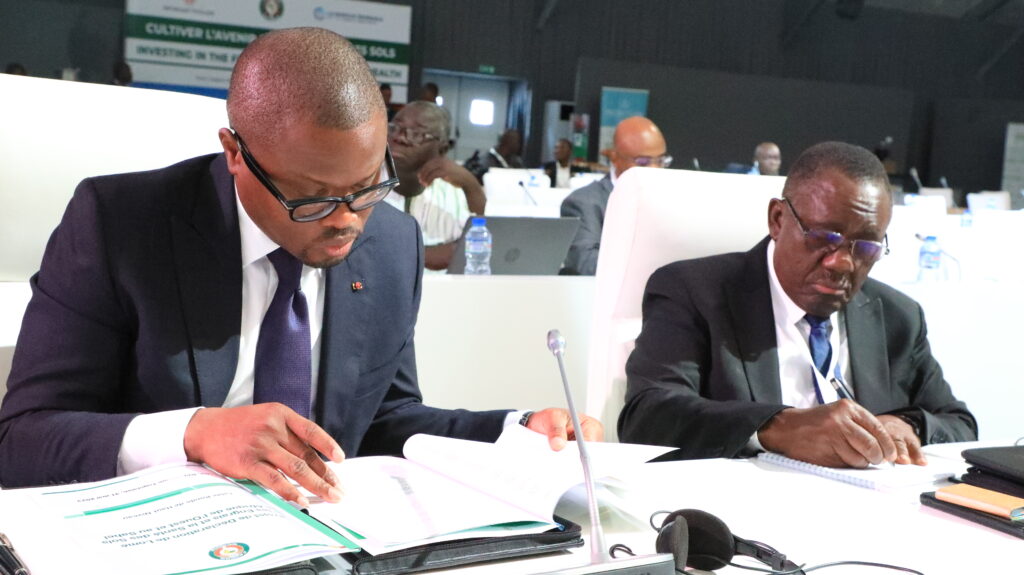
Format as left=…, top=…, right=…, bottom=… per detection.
left=829, top=378, right=926, bottom=466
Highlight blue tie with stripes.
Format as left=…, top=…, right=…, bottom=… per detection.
left=805, top=314, right=832, bottom=405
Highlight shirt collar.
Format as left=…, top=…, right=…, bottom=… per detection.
left=767, top=239, right=836, bottom=328
left=235, top=186, right=282, bottom=267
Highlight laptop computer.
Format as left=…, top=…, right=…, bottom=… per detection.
left=447, top=216, right=581, bottom=275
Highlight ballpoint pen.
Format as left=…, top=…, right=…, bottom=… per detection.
left=0, top=533, right=30, bottom=575
left=829, top=377, right=896, bottom=468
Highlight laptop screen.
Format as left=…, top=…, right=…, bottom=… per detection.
left=447, top=216, right=581, bottom=276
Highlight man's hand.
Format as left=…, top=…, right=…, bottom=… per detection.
left=878, top=414, right=927, bottom=466
left=757, top=400, right=898, bottom=468
left=525, top=408, right=604, bottom=451
left=418, top=157, right=474, bottom=189
left=183, top=404, right=345, bottom=507
left=418, top=157, right=486, bottom=214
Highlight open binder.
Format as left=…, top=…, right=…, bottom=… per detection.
left=347, top=517, right=583, bottom=575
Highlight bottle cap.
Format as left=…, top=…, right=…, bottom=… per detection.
left=471, top=216, right=486, bottom=226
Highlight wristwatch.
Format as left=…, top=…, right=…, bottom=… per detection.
left=518, top=411, right=535, bottom=427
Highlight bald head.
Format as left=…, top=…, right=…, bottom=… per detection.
left=782, top=141, right=891, bottom=204
left=611, top=116, right=668, bottom=176
left=227, top=27, right=383, bottom=147
left=753, top=142, right=781, bottom=176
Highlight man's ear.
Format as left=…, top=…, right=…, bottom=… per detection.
left=767, top=197, right=785, bottom=241
left=217, top=128, right=244, bottom=176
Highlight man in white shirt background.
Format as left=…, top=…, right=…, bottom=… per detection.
left=387, top=101, right=487, bottom=271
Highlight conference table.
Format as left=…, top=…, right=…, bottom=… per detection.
left=322, top=441, right=1024, bottom=574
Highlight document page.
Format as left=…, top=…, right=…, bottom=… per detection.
left=0, top=463, right=354, bottom=575
left=308, top=426, right=674, bottom=554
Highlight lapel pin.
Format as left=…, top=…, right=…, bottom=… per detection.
left=351, top=281, right=364, bottom=292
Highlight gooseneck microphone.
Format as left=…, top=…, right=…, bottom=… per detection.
left=540, top=329, right=674, bottom=575
left=547, top=329, right=604, bottom=563
left=908, top=167, right=923, bottom=189
left=518, top=180, right=539, bottom=206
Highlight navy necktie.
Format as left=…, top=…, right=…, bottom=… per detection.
left=254, top=248, right=312, bottom=418
left=805, top=314, right=832, bottom=405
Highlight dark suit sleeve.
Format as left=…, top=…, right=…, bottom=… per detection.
left=0, top=180, right=138, bottom=487
left=560, top=190, right=601, bottom=276
left=357, top=218, right=509, bottom=456
left=618, top=265, right=786, bottom=459
left=880, top=297, right=977, bottom=444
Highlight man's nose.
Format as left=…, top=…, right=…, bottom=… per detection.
left=821, top=244, right=856, bottom=273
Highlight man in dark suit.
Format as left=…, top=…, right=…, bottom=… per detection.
left=619, top=141, right=975, bottom=468
left=542, top=138, right=586, bottom=189
left=0, top=28, right=600, bottom=502
left=560, top=116, right=670, bottom=275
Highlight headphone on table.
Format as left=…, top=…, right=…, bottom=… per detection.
left=608, top=508, right=925, bottom=575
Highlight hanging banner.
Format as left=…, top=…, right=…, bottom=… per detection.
left=598, top=86, right=649, bottom=162
left=124, top=0, right=411, bottom=100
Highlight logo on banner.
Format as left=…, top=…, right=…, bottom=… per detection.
left=209, top=542, right=250, bottom=560
left=260, top=0, right=284, bottom=20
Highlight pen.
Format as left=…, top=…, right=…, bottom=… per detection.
left=0, top=533, right=30, bottom=575
left=829, top=378, right=896, bottom=468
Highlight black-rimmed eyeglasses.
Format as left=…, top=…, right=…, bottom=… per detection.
left=232, top=130, right=400, bottom=222
left=783, top=197, right=889, bottom=263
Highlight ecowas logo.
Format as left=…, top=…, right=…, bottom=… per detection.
left=260, top=0, right=284, bottom=20
left=209, top=542, right=250, bottom=560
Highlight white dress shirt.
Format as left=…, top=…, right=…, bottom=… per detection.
left=749, top=240, right=852, bottom=451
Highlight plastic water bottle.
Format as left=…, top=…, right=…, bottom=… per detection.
left=464, top=217, right=492, bottom=276
left=960, top=209, right=973, bottom=228
left=917, top=235, right=942, bottom=282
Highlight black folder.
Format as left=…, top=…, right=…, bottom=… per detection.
left=347, top=518, right=584, bottom=575
left=959, top=446, right=1024, bottom=498
left=920, top=492, right=1024, bottom=539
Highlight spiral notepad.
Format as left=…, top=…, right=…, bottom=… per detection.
left=756, top=452, right=963, bottom=491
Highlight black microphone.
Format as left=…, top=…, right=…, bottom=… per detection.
left=518, top=180, right=539, bottom=206
left=538, top=329, right=674, bottom=575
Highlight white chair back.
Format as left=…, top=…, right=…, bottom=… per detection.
left=585, top=168, right=784, bottom=440
left=966, top=190, right=1011, bottom=212
left=916, top=187, right=954, bottom=211
left=0, top=75, right=228, bottom=282
left=0, top=75, right=228, bottom=399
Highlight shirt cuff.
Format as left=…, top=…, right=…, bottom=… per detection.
left=504, top=410, right=532, bottom=428
left=747, top=430, right=766, bottom=454
left=117, top=407, right=202, bottom=476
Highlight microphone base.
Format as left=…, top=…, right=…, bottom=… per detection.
left=534, top=552, right=675, bottom=575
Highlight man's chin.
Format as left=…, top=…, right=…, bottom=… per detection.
left=301, top=240, right=355, bottom=268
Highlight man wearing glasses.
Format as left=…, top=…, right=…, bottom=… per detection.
left=385, top=101, right=487, bottom=270
left=560, top=116, right=670, bottom=275
left=0, top=28, right=602, bottom=502
left=619, top=142, right=975, bottom=468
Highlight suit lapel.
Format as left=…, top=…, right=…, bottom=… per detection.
left=171, top=155, right=242, bottom=407
left=843, top=288, right=891, bottom=411
left=726, top=238, right=783, bottom=403
left=315, top=232, right=373, bottom=424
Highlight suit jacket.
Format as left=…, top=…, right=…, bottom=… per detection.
left=618, top=237, right=977, bottom=459
left=0, top=154, right=508, bottom=487
left=559, top=175, right=613, bottom=276
left=541, top=161, right=586, bottom=189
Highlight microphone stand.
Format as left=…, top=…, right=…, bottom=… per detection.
left=539, top=330, right=674, bottom=575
